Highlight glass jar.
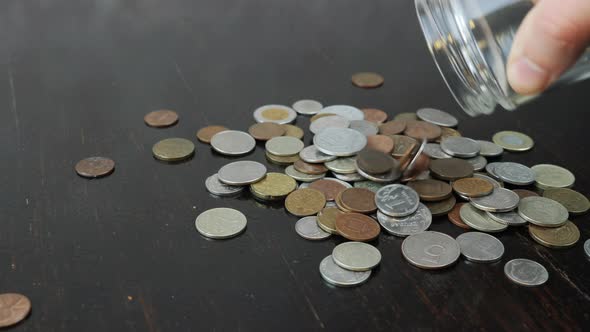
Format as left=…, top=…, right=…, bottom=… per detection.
left=415, top=0, right=590, bottom=116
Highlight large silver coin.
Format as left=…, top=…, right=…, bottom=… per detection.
left=333, top=172, right=364, bottom=182
left=377, top=203, right=432, bottom=237
left=401, top=231, right=460, bottom=269
left=210, top=130, right=256, bottom=156
left=416, top=108, right=458, bottom=127
left=325, top=157, right=357, bottom=174
left=309, top=115, right=350, bottom=134
left=504, top=259, right=548, bottom=287
left=375, top=184, right=420, bottom=217
left=440, top=137, right=480, bottom=158
left=485, top=162, right=503, bottom=180
left=295, top=216, right=331, bottom=240
left=460, top=204, right=508, bottom=232
left=253, top=104, right=297, bottom=124
left=473, top=172, right=503, bottom=189
left=205, top=173, right=245, bottom=196
left=477, top=140, right=504, bottom=157
left=285, top=165, right=326, bottom=182
left=299, top=145, right=337, bottom=163
left=349, top=120, right=379, bottom=136
left=518, top=196, right=568, bottom=227
left=354, top=181, right=386, bottom=193
left=470, top=188, right=519, bottom=212
left=318, top=105, right=365, bottom=121
left=486, top=210, right=527, bottom=226
left=292, top=99, right=323, bottom=115
left=356, top=160, right=401, bottom=183
left=319, top=255, right=371, bottom=287
left=195, top=208, right=247, bottom=239
left=332, top=242, right=382, bottom=271
left=465, top=155, right=488, bottom=172
left=218, top=161, right=267, bottom=185
left=265, top=136, right=305, bottom=156
left=424, top=143, right=451, bottom=159
left=314, top=128, right=367, bottom=157
left=531, top=164, right=575, bottom=189
left=456, top=232, right=504, bottom=262
left=494, top=162, right=535, bottom=186
left=584, top=239, right=590, bottom=259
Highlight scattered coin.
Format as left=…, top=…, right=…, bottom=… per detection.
left=518, top=196, right=569, bottom=227
left=295, top=216, right=331, bottom=240
left=390, top=135, right=418, bottom=158
left=486, top=210, right=528, bottom=226
left=253, top=104, right=297, bottom=124
left=285, top=188, right=326, bottom=216
left=339, top=188, right=377, bottom=214
left=513, top=189, right=539, bottom=199
left=492, top=131, right=534, bottom=152
left=407, top=179, right=452, bottom=201
left=504, top=259, right=548, bottom=287
left=436, top=127, right=462, bottom=143
left=248, top=122, right=286, bottom=141
left=440, top=137, right=480, bottom=158
left=332, top=242, right=382, bottom=271
left=394, top=112, right=418, bottom=121
left=282, top=124, right=304, bottom=139
left=218, top=161, right=267, bottom=185
left=425, top=195, right=456, bottom=216
left=299, top=145, right=337, bottom=163
left=365, top=135, right=395, bottom=154
left=477, top=140, right=504, bottom=157
left=318, top=105, right=365, bottom=121
left=309, top=115, right=350, bottom=134
left=361, top=108, right=388, bottom=124
left=402, top=231, right=460, bottom=269
left=460, top=204, right=508, bottom=232
left=429, top=158, right=473, bottom=181
left=350, top=120, right=379, bottom=136
left=319, top=255, right=371, bottom=287
left=423, top=143, right=452, bottom=159
left=448, top=203, right=471, bottom=229
left=265, top=136, right=305, bottom=156
left=294, top=160, right=328, bottom=175
left=292, top=99, right=323, bottom=115
left=205, top=173, right=245, bottom=197
left=416, top=108, right=458, bottom=127
left=266, top=151, right=300, bottom=165
left=317, top=207, right=343, bottom=234
left=379, top=121, right=407, bottom=136
left=0, top=293, right=31, bottom=328
left=144, top=109, right=179, bottom=128
left=351, top=72, right=384, bottom=88
left=456, top=232, right=505, bottom=263
left=335, top=213, right=381, bottom=241
left=250, top=173, right=297, bottom=200
left=404, top=121, right=442, bottom=141
left=465, top=155, right=488, bottom=171
left=494, top=162, right=535, bottom=185
left=356, top=162, right=401, bottom=183
left=210, top=130, right=256, bottom=156
left=309, top=178, right=349, bottom=201
left=473, top=173, right=503, bottom=189
left=375, top=184, right=420, bottom=217
left=75, top=157, right=115, bottom=178
left=325, top=157, right=357, bottom=174
left=357, top=149, right=395, bottom=174
left=529, top=221, right=580, bottom=248
left=543, top=188, right=590, bottom=214
left=377, top=203, right=432, bottom=237
left=470, top=188, right=519, bottom=212
left=452, top=178, right=494, bottom=198
left=152, top=138, right=195, bottom=161
left=531, top=164, right=575, bottom=189
left=314, top=128, right=367, bottom=157
left=197, top=125, right=229, bottom=143
left=285, top=165, right=326, bottom=182
left=195, top=208, right=247, bottom=239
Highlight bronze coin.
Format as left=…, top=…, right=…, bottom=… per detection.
left=335, top=193, right=353, bottom=213
left=429, top=158, right=474, bottom=181
left=282, top=124, right=304, bottom=139
left=436, top=127, right=462, bottom=143
left=356, top=149, right=395, bottom=174
left=248, top=123, right=286, bottom=141
left=335, top=213, right=381, bottom=241
left=407, top=179, right=452, bottom=201
left=293, top=160, right=328, bottom=175
left=393, top=112, right=418, bottom=121
left=309, top=179, right=347, bottom=201
left=196, top=125, right=229, bottom=143
left=75, top=157, right=115, bottom=178
left=0, top=293, right=31, bottom=328
left=339, top=188, right=377, bottom=214
left=425, top=195, right=456, bottom=216
left=266, top=151, right=300, bottom=165
left=404, top=120, right=442, bottom=141
left=448, top=203, right=471, bottom=229
left=351, top=72, right=384, bottom=88
left=379, top=121, right=407, bottom=136
left=390, top=135, right=418, bottom=158
left=452, top=177, right=494, bottom=198
left=361, top=108, right=388, bottom=124
left=513, top=189, right=539, bottom=199
left=310, top=113, right=336, bottom=122
left=144, top=109, right=179, bottom=128
left=365, top=135, right=394, bottom=154
left=285, top=189, right=326, bottom=216
left=317, top=207, right=343, bottom=234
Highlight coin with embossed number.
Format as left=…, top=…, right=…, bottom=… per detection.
left=332, top=241, right=382, bottom=271
left=377, top=203, right=432, bottom=237
left=375, top=184, right=420, bottom=217
left=456, top=232, right=504, bottom=263
left=529, top=221, right=580, bottom=248
left=314, top=128, right=367, bottom=157
left=152, top=138, right=195, bottom=162
left=144, top=109, right=178, bottom=128
left=319, top=255, right=371, bottom=287
left=518, top=196, right=568, bottom=227
left=195, top=208, right=247, bottom=239
left=0, top=293, right=31, bottom=328
left=402, top=231, right=460, bottom=269
left=543, top=188, right=590, bottom=215
left=295, top=216, right=331, bottom=240
left=75, top=157, right=115, bottom=178
left=504, top=259, right=548, bottom=286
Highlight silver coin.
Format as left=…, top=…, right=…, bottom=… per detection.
left=401, top=231, right=461, bottom=269
left=218, top=161, right=267, bottom=185
left=265, top=136, right=305, bottom=156
left=332, top=242, right=382, bottom=271
left=285, top=165, right=326, bottom=182
left=477, top=140, right=504, bottom=157
left=465, top=155, right=488, bottom=172
left=210, top=130, right=256, bottom=156
left=460, top=204, right=508, bottom=232
left=456, top=232, right=505, bottom=263
left=470, top=188, right=519, bottom=212
left=375, top=184, right=420, bottom=217
left=584, top=239, right=590, bottom=259
left=313, top=128, right=367, bottom=157
left=195, top=208, right=247, bottom=239
left=205, top=173, right=244, bottom=196
left=518, top=196, right=568, bottom=227
left=354, top=181, right=386, bottom=193
left=298, top=182, right=310, bottom=189
left=299, top=145, right=337, bottom=163
left=356, top=161, right=401, bottom=183
left=333, top=172, right=364, bottom=182
left=318, top=105, right=365, bottom=121
left=416, top=108, right=458, bottom=127
left=324, top=157, right=357, bottom=174
left=309, top=115, right=350, bottom=135
left=440, top=137, right=480, bottom=158
left=403, top=139, right=427, bottom=177
left=486, top=210, right=527, bottom=226
left=295, top=216, right=331, bottom=240
left=292, top=99, right=323, bottom=115
left=504, top=259, right=548, bottom=287
left=494, top=162, right=535, bottom=186
left=319, top=255, right=371, bottom=287
left=349, top=120, right=379, bottom=136
left=424, top=143, right=451, bottom=159
left=485, top=162, right=503, bottom=180
left=473, top=172, right=503, bottom=188
left=253, top=104, right=297, bottom=124
left=377, top=203, right=432, bottom=237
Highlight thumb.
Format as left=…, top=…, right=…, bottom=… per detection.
left=507, top=0, right=590, bottom=95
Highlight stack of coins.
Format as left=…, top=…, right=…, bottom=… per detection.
left=319, top=242, right=381, bottom=287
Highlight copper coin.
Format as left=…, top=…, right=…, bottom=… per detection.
left=282, top=124, right=304, bottom=139
left=335, top=193, right=352, bottom=213
left=317, top=207, right=343, bottom=234
left=513, top=189, right=539, bottom=199
left=293, top=160, right=329, bottom=175
left=407, top=179, right=452, bottom=201
left=356, top=149, right=395, bottom=174
left=430, top=158, right=474, bottom=181
left=390, top=135, right=418, bottom=158
left=248, top=122, right=286, bottom=141
left=75, top=157, right=115, bottom=178
left=285, top=189, right=326, bottom=216
left=379, top=121, right=406, bottom=136
left=310, top=113, right=336, bottom=122
left=351, top=72, right=384, bottom=88
left=339, top=188, right=377, bottom=214
left=362, top=108, right=388, bottom=124
left=335, top=213, right=381, bottom=241
left=452, top=177, right=494, bottom=198
left=266, top=151, right=300, bottom=165
left=197, top=125, right=229, bottom=143
left=144, top=109, right=179, bottom=128
left=365, top=135, right=394, bottom=154
left=425, top=195, right=456, bottom=216
left=309, top=179, right=347, bottom=201
left=435, top=127, right=462, bottom=143
left=404, top=121, right=442, bottom=141
left=0, top=293, right=31, bottom=328
left=448, top=203, right=471, bottom=229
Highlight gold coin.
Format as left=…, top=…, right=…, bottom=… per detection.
left=262, top=108, right=290, bottom=121
left=317, top=207, right=343, bottom=234
left=543, top=188, right=589, bottom=215
left=436, top=127, right=462, bottom=143
left=250, top=173, right=297, bottom=200
left=196, top=126, right=229, bottom=143
left=310, top=113, right=336, bottom=122
left=528, top=221, right=580, bottom=248
left=152, top=138, right=195, bottom=161
left=265, top=151, right=300, bottom=165
left=282, top=124, right=304, bottom=139
left=285, top=189, right=326, bottom=216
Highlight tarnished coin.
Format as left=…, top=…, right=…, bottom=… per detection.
left=473, top=173, right=503, bottom=189
left=211, top=130, right=256, bottom=155
left=319, top=255, right=371, bottom=287
left=456, top=232, right=505, bottom=263
left=250, top=173, right=297, bottom=200
left=494, top=162, right=535, bottom=186
left=152, top=138, right=195, bottom=161
left=356, top=162, right=401, bottom=183
left=318, top=105, right=364, bottom=121
left=429, top=158, right=473, bottom=181
left=375, top=184, right=420, bottom=217
left=317, top=207, right=343, bottom=234
left=335, top=213, right=381, bottom=242
left=366, top=135, right=395, bottom=154
left=424, top=143, right=451, bottom=159
left=460, top=204, right=508, bottom=232
left=248, top=122, right=286, bottom=141
left=531, top=164, right=575, bottom=189
left=436, top=127, right=462, bottom=143
left=379, top=121, right=407, bottom=136
left=266, top=151, right=300, bottom=165
left=518, top=196, right=568, bottom=227
left=390, top=135, right=418, bottom=158
left=294, top=160, right=328, bottom=175
left=295, top=216, right=331, bottom=240
left=465, top=156, right=488, bottom=172
left=351, top=72, right=384, bottom=88
left=425, top=195, right=456, bottom=216
left=144, top=109, right=179, bottom=128
left=205, top=174, right=245, bottom=197
left=285, top=165, right=326, bottom=182
left=195, top=208, right=247, bottom=239
left=513, top=189, right=539, bottom=199
left=477, top=140, right=504, bottom=157
left=504, top=259, right=548, bottom=287
left=440, top=137, right=480, bottom=158
left=486, top=210, right=528, bottom=226
left=333, top=172, right=364, bottom=182
left=448, top=203, right=471, bottom=229
left=357, top=149, right=395, bottom=174
left=325, top=157, right=357, bottom=174
left=197, top=125, right=229, bottom=143
left=253, top=104, right=297, bottom=124
left=282, top=124, right=304, bottom=139
left=0, top=293, right=31, bottom=328
left=332, top=242, right=382, bottom=271
left=404, top=121, right=442, bottom=141
left=309, top=115, right=350, bottom=134
left=470, top=188, right=519, bottom=212
left=349, top=120, right=379, bottom=136
left=492, top=131, right=534, bottom=152
left=416, top=108, right=458, bottom=127
left=393, top=112, right=418, bottom=121
left=529, top=221, right=580, bottom=248
left=285, top=188, right=326, bottom=216
left=407, top=179, right=452, bottom=201
left=543, top=188, right=590, bottom=214
left=218, top=161, right=267, bottom=185
left=309, top=178, right=350, bottom=201
left=339, top=188, right=377, bottom=214
left=314, top=128, right=367, bottom=157
left=292, top=99, right=323, bottom=115
left=377, top=203, right=432, bottom=237
left=402, top=231, right=460, bottom=269
left=452, top=178, right=494, bottom=197
left=361, top=108, right=388, bottom=124
left=299, top=145, right=337, bottom=163
left=354, top=181, right=386, bottom=193
left=266, top=136, right=304, bottom=157
left=75, top=157, right=115, bottom=178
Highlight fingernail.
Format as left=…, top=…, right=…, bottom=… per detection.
left=508, top=57, right=549, bottom=95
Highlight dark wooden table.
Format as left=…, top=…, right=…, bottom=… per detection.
left=1, top=1, right=589, bottom=331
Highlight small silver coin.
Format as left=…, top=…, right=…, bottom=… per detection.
left=470, top=188, right=519, bottom=212
left=465, top=155, right=488, bottom=172
left=319, top=255, right=371, bottom=287
left=356, top=161, right=401, bottom=183
left=349, top=120, right=379, bottom=136
left=494, top=162, right=535, bottom=186
left=205, top=174, right=245, bottom=196
left=401, top=231, right=461, bottom=269
left=460, top=204, right=508, bottom=232
left=195, top=208, right=247, bottom=239
left=309, top=115, right=350, bottom=134
left=354, top=181, right=386, bottom=193
left=218, top=161, right=267, bottom=185
left=440, top=137, right=480, bottom=158
left=292, top=99, right=323, bottom=115
left=485, top=162, right=503, bottom=180
left=285, top=165, right=326, bottom=182
left=265, top=136, right=305, bottom=156
left=332, top=242, right=382, bottom=271
left=416, top=108, right=458, bottom=127
left=299, top=145, right=337, bottom=163
left=424, top=143, right=452, bottom=159
left=295, top=216, right=331, bottom=240
left=584, top=239, right=590, bottom=259
left=518, top=196, right=568, bottom=227
left=375, top=184, right=420, bottom=217
left=253, top=104, right=297, bottom=124
left=504, top=259, right=548, bottom=287
left=456, top=232, right=505, bottom=262
left=473, top=172, right=503, bottom=188
left=377, top=203, right=432, bottom=237
left=314, top=128, right=367, bottom=157
left=318, top=105, right=365, bottom=121
left=325, top=157, right=357, bottom=174
left=486, top=210, right=527, bottom=226
left=333, top=172, right=364, bottom=182
left=477, top=140, right=504, bottom=157
left=210, top=130, right=256, bottom=156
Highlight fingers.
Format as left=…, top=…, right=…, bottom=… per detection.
left=507, top=0, right=590, bottom=95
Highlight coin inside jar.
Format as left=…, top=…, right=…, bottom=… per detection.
left=75, top=157, right=115, bottom=178
left=407, top=179, right=452, bottom=201
left=452, top=177, right=494, bottom=198
left=351, top=72, right=384, bottom=88
left=285, top=189, right=327, bottom=216
left=429, top=158, right=473, bottom=181
left=197, top=125, right=229, bottom=143
left=248, top=122, right=286, bottom=141
left=335, top=213, right=381, bottom=242
left=152, top=138, right=195, bottom=162
left=379, top=121, right=407, bottom=135
left=356, top=149, right=395, bottom=174
left=0, top=293, right=31, bottom=328
left=361, top=108, right=388, bottom=124
left=339, top=188, right=377, bottom=214
left=309, top=179, right=348, bottom=201
left=365, top=135, right=394, bottom=154
left=404, top=121, right=442, bottom=141
left=144, top=109, right=179, bottom=128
